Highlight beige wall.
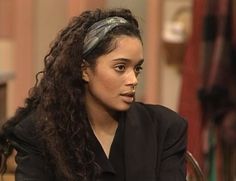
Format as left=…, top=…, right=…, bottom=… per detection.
left=0, top=0, right=15, bottom=117
left=33, top=0, right=105, bottom=74
left=33, top=0, right=67, bottom=74
left=161, top=0, right=192, bottom=111
left=107, top=0, right=147, bottom=101
left=107, top=0, right=192, bottom=110
left=0, top=40, right=14, bottom=117
left=1, top=0, right=34, bottom=117
left=0, top=0, right=193, bottom=117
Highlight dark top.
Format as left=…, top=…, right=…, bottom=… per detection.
left=6, top=102, right=188, bottom=181
left=91, top=114, right=125, bottom=180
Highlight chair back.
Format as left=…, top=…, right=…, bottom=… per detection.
left=186, top=151, right=205, bottom=181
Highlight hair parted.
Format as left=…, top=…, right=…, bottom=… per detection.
left=0, top=8, right=141, bottom=180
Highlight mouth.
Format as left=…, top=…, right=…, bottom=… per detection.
left=120, top=92, right=135, bottom=103
left=120, top=91, right=135, bottom=97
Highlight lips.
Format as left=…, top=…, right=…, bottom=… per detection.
left=121, top=92, right=135, bottom=96
left=120, top=91, right=135, bottom=103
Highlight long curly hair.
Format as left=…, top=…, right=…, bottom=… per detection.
left=0, top=8, right=141, bottom=180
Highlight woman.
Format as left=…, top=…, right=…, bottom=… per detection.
left=0, top=8, right=187, bottom=181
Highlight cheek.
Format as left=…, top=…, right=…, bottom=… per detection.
left=98, top=73, right=122, bottom=91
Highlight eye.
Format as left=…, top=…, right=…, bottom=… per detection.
left=114, top=64, right=126, bottom=72
left=134, top=65, right=143, bottom=74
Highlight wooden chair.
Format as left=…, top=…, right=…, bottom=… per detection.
left=186, top=151, right=205, bottom=181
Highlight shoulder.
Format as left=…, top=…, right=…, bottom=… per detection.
left=7, top=110, right=42, bottom=154
left=130, top=102, right=187, bottom=129
left=131, top=102, right=188, bottom=154
left=130, top=102, right=188, bottom=145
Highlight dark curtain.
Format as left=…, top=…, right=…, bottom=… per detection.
left=179, top=0, right=236, bottom=180
left=178, top=0, right=205, bottom=168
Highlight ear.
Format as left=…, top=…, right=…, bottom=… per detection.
left=81, top=60, right=90, bottom=82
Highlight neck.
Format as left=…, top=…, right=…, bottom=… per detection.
left=84, top=90, right=121, bottom=158
left=88, top=106, right=118, bottom=132
left=85, top=93, right=119, bottom=134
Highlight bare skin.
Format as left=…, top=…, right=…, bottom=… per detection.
left=86, top=103, right=118, bottom=158
left=83, top=35, right=144, bottom=158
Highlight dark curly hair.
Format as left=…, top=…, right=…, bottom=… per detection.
left=0, top=8, right=141, bottom=180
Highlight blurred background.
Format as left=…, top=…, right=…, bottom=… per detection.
left=0, top=0, right=235, bottom=180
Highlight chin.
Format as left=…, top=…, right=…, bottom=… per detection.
left=113, top=102, right=133, bottom=111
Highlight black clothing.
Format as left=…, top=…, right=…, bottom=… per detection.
left=6, top=102, right=188, bottom=181
left=91, top=113, right=125, bottom=180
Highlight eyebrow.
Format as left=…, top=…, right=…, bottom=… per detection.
left=112, top=58, right=144, bottom=64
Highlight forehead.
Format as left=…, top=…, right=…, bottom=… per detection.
left=91, top=35, right=144, bottom=69
left=105, top=35, right=143, bottom=59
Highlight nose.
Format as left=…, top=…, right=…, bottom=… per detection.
left=126, top=70, right=138, bottom=88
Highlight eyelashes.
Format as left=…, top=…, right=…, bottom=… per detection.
left=134, top=65, right=143, bottom=74
left=114, top=64, right=126, bottom=72
left=114, top=64, right=143, bottom=74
